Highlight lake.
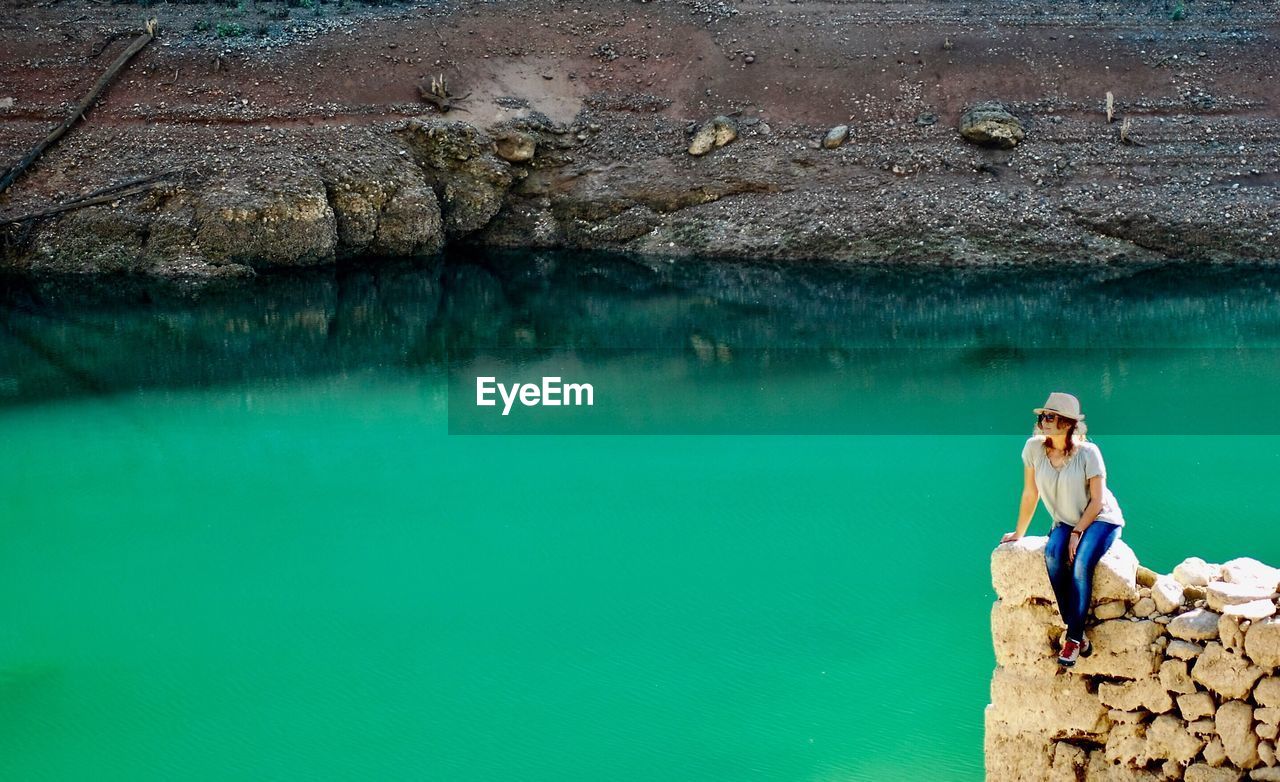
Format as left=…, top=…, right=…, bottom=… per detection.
left=3, top=251, right=1280, bottom=780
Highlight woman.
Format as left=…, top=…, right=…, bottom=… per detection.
left=1000, top=392, right=1126, bottom=667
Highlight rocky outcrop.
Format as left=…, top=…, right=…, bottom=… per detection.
left=988, top=542, right=1280, bottom=781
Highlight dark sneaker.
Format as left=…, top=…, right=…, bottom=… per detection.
left=1058, top=639, right=1081, bottom=667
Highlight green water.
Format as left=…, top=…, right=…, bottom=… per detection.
left=3, top=253, right=1280, bottom=780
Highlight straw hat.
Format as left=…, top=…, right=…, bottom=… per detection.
left=1033, top=391, right=1084, bottom=421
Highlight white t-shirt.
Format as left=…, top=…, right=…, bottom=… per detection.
left=1021, top=436, right=1125, bottom=529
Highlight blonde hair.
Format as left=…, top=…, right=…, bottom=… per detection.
left=1032, top=417, right=1089, bottom=455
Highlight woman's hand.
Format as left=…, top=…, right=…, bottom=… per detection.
left=1000, top=531, right=1023, bottom=544
left=1068, top=532, right=1080, bottom=564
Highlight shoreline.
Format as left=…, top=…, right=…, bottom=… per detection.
left=1, top=0, right=1277, bottom=279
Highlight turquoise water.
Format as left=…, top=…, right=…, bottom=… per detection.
left=3, top=253, right=1280, bottom=780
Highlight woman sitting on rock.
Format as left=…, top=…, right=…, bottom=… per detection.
left=1001, top=392, right=1126, bottom=667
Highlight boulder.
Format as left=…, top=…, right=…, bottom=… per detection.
left=984, top=705, right=1053, bottom=782
left=992, top=536, right=1139, bottom=604
left=1098, top=677, right=1173, bottom=714
left=822, top=125, right=850, bottom=149
left=1154, top=575, right=1187, bottom=614
left=989, top=667, right=1111, bottom=736
left=1208, top=581, right=1277, bottom=613
left=1145, top=714, right=1206, bottom=764
left=1224, top=600, right=1278, bottom=621
left=1217, top=700, right=1261, bottom=769
left=990, top=600, right=1064, bottom=673
left=1048, top=741, right=1088, bottom=782
left=1073, top=619, right=1164, bottom=679
left=1175, top=557, right=1221, bottom=587
left=1095, top=600, right=1128, bottom=620
left=1161, top=659, right=1198, bottom=694
left=958, top=101, right=1026, bottom=149
left=1257, top=677, right=1280, bottom=707
left=688, top=116, right=738, bottom=156
left=1247, top=618, right=1280, bottom=669
left=1178, top=691, right=1217, bottom=721
left=1221, top=558, right=1280, bottom=591
left=1184, top=764, right=1240, bottom=781
left=1171, top=608, right=1223, bottom=642
left=1192, top=642, right=1267, bottom=699
left=1168, top=639, right=1207, bottom=660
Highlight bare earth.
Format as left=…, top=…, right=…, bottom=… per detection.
left=1, top=0, right=1277, bottom=278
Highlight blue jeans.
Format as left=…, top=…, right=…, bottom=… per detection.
left=1044, top=520, right=1122, bottom=641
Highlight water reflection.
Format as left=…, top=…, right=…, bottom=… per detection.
left=4, top=250, right=1280, bottom=432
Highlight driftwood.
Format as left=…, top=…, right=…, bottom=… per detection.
left=0, top=18, right=158, bottom=196
left=418, top=73, right=471, bottom=113
left=0, top=169, right=181, bottom=225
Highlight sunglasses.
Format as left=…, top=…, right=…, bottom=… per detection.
left=1037, top=412, right=1073, bottom=424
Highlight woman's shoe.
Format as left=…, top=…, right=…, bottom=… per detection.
left=1080, top=637, right=1093, bottom=658
left=1058, top=638, right=1081, bottom=667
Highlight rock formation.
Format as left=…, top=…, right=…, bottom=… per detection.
left=988, top=538, right=1280, bottom=781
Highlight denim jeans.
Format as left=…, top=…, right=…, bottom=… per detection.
left=1044, top=520, right=1122, bottom=642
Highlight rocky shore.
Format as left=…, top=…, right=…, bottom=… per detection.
left=1, top=0, right=1277, bottom=279
left=988, top=539, right=1280, bottom=781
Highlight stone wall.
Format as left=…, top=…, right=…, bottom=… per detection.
left=987, top=537, right=1280, bottom=781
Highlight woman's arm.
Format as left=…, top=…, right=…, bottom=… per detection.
left=1002, top=464, right=1039, bottom=542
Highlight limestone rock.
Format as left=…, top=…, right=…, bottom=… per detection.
left=1049, top=741, right=1088, bottom=782
left=1184, top=763, right=1239, bottom=781
left=1138, top=565, right=1159, bottom=588
left=1204, top=737, right=1229, bottom=767
left=1190, top=718, right=1218, bottom=735
left=1259, top=708, right=1280, bottom=726
left=1247, top=618, right=1280, bottom=669
left=822, top=125, right=850, bottom=149
left=1192, top=642, right=1266, bottom=699
left=1134, top=596, right=1158, bottom=618
left=991, top=600, right=1064, bottom=673
left=1073, top=619, right=1164, bottom=679
left=1209, top=581, right=1277, bottom=613
left=1178, top=691, right=1217, bottom=721
left=1260, top=677, right=1280, bottom=707
left=1223, top=614, right=1249, bottom=655
left=1109, top=708, right=1149, bottom=723
left=1256, top=765, right=1280, bottom=781
left=1154, top=575, right=1188, bottom=614
left=1161, top=659, right=1198, bottom=694
left=1260, top=724, right=1279, bottom=741
left=984, top=705, right=1053, bottom=782
left=1171, top=608, right=1223, bottom=642
left=319, top=152, right=444, bottom=257
left=1260, top=741, right=1277, bottom=766
left=395, top=118, right=518, bottom=238
left=688, top=116, right=738, bottom=156
left=1099, top=677, right=1174, bottom=714
left=193, top=170, right=339, bottom=268
left=1175, top=557, right=1221, bottom=588
left=1221, top=558, right=1280, bottom=591
left=990, top=668, right=1111, bottom=736
left=1217, top=699, right=1261, bottom=769
left=1104, top=721, right=1148, bottom=765
left=1145, top=713, right=1206, bottom=764
left=1096, top=600, right=1128, bottom=620
left=1224, top=599, right=1279, bottom=621
left=992, top=536, right=1139, bottom=604
left=958, top=101, right=1026, bottom=149
left=1169, top=639, right=1207, bottom=660
left=494, top=131, right=537, bottom=162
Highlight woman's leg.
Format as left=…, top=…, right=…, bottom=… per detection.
left=1066, top=522, right=1122, bottom=641
left=1044, top=523, right=1076, bottom=632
